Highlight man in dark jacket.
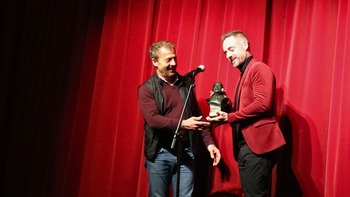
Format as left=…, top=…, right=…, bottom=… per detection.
left=138, top=41, right=221, bottom=197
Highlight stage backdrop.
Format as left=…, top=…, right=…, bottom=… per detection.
left=1, top=0, right=350, bottom=197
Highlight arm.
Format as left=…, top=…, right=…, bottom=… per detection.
left=201, top=129, right=221, bottom=166
left=207, top=64, right=275, bottom=124
left=138, top=84, right=179, bottom=130
left=227, top=64, right=275, bottom=123
left=194, top=92, right=221, bottom=166
left=138, top=84, right=210, bottom=130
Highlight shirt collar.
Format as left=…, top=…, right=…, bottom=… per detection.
left=157, top=74, right=179, bottom=86
left=238, top=56, right=253, bottom=74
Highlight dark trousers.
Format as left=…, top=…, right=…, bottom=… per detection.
left=238, top=143, right=276, bottom=197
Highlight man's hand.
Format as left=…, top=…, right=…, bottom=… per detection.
left=208, top=145, right=221, bottom=166
left=206, top=111, right=228, bottom=125
left=182, top=116, right=210, bottom=130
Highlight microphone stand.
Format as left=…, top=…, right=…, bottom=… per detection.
left=171, top=83, right=195, bottom=197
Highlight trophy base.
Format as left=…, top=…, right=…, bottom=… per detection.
left=209, top=112, right=219, bottom=118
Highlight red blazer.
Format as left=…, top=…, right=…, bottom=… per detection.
left=227, top=58, right=285, bottom=159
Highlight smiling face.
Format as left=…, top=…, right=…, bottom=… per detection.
left=152, top=46, right=177, bottom=82
left=222, top=35, right=249, bottom=68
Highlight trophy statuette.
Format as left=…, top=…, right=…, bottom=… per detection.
left=206, top=82, right=230, bottom=117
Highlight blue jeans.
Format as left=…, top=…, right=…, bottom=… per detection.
left=146, top=148, right=194, bottom=197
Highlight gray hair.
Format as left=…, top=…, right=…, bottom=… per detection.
left=221, top=30, right=249, bottom=43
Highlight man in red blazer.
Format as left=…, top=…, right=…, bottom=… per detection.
left=207, top=30, right=286, bottom=197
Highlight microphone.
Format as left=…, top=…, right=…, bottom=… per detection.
left=184, top=65, right=205, bottom=79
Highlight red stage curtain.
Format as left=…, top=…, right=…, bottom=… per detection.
left=71, top=0, right=350, bottom=196
left=3, top=0, right=349, bottom=196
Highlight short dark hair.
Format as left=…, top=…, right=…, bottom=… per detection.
left=149, top=41, right=175, bottom=61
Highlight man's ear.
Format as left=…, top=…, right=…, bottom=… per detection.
left=243, top=41, right=250, bottom=51
left=151, top=58, right=158, bottom=67
left=242, top=41, right=249, bottom=51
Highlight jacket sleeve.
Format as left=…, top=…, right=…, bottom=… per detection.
left=191, top=89, right=216, bottom=147
left=138, top=84, right=179, bottom=130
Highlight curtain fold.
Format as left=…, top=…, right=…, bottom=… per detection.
left=325, top=0, right=350, bottom=196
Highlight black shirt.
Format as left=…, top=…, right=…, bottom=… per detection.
left=234, top=56, right=253, bottom=146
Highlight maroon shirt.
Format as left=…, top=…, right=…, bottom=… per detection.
left=138, top=80, right=186, bottom=130
left=138, top=78, right=215, bottom=149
